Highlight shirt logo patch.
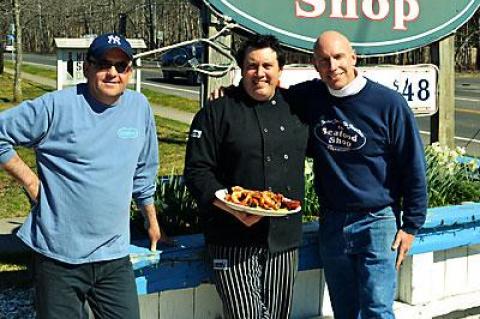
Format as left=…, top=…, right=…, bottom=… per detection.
left=117, top=127, right=139, bottom=139
left=313, top=119, right=366, bottom=152
left=191, top=129, right=202, bottom=138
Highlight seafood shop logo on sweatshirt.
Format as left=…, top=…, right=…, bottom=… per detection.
left=314, top=119, right=366, bottom=152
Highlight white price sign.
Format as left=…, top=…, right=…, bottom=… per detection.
left=232, top=64, right=439, bottom=116
left=359, top=65, right=438, bottom=116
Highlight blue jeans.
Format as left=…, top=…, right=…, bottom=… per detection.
left=318, top=206, right=398, bottom=319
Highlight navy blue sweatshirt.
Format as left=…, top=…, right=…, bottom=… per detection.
left=289, top=79, right=427, bottom=234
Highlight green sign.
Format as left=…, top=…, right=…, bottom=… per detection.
left=206, top=0, right=480, bottom=55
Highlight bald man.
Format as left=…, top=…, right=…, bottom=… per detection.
left=289, top=31, right=427, bottom=318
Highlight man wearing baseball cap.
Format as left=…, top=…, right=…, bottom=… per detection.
left=0, top=32, right=166, bottom=318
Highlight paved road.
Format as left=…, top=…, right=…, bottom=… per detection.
left=141, top=68, right=200, bottom=100
left=6, top=53, right=480, bottom=156
left=416, top=76, right=480, bottom=156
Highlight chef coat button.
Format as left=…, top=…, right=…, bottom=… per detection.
left=280, top=126, right=285, bottom=131
left=271, top=100, right=277, bottom=105
left=267, top=186, right=273, bottom=191
left=284, top=154, right=289, bottom=160
left=286, top=186, right=292, bottom=192
left=263, top=128, right=269, bottom=133
left=266, top=156, right=272, bottom=162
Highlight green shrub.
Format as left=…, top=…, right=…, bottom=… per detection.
left=304, top=159, right=321, bottom=221
left=426, top=143, right=480, bottom=207
left=154, top=173, right=200, bottom=236
left=130, top=173, right=199, bottom=237
left=133, top=145, right=480, bottom=236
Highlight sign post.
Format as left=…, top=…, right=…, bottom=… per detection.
left=430, top=35, right=456, bottom=148
left=200, top=9, right=232, bottom=108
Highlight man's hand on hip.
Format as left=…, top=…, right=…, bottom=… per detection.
left=1, top=154, right=40, bottom=204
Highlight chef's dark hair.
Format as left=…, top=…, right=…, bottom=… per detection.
left=236, top=35, right=286, bottom=70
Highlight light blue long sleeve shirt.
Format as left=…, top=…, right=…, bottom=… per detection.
left=0, top=84, right=159, bottom=264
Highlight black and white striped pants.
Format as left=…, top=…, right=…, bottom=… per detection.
left=208, top=245, right=298, bottom=319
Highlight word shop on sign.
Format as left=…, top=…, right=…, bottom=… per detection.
left=295, top=0, right=419, bottom=30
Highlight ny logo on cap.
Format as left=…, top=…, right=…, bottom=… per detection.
left=107, top=35, right=121, bottom=45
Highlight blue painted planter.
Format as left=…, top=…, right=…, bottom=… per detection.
left=411, top=202, right=480, bottom=254
left=129, top=203, right=480, bottom=295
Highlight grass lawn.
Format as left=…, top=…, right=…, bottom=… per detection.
left=0, top=73, right=52, bottom=108
left=0, top=73, right=188, bottom=219
left=143, top=88, right=200, bottom=113
left=4, top=60, right=56, bottom=80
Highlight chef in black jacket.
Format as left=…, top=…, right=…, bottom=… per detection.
left=184, top=35, right=308, bottom=319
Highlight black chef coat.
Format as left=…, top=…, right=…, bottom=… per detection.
left=184, top=85, right=308, bottom=253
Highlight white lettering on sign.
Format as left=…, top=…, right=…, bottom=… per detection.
left=394, top=0, right=419, bottom=30
left=330, top=0, right=358, bottom=19
left=362, top=0, right=389, bottom=21
left=295, top=0, right=420, bottom=30
left=295, top=0, right=326, bottom=18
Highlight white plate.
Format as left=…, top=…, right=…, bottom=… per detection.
left=215, top=189, right=301, bottom=217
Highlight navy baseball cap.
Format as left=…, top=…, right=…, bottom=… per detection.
left=87, top=33, right=133, bottom=61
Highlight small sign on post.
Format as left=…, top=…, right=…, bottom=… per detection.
left=54, top=37, right=146, bottom=91
left=359, top=65, right=438, bottom=116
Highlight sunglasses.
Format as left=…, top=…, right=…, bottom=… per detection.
left=88, top=59, right=132, bottom=74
